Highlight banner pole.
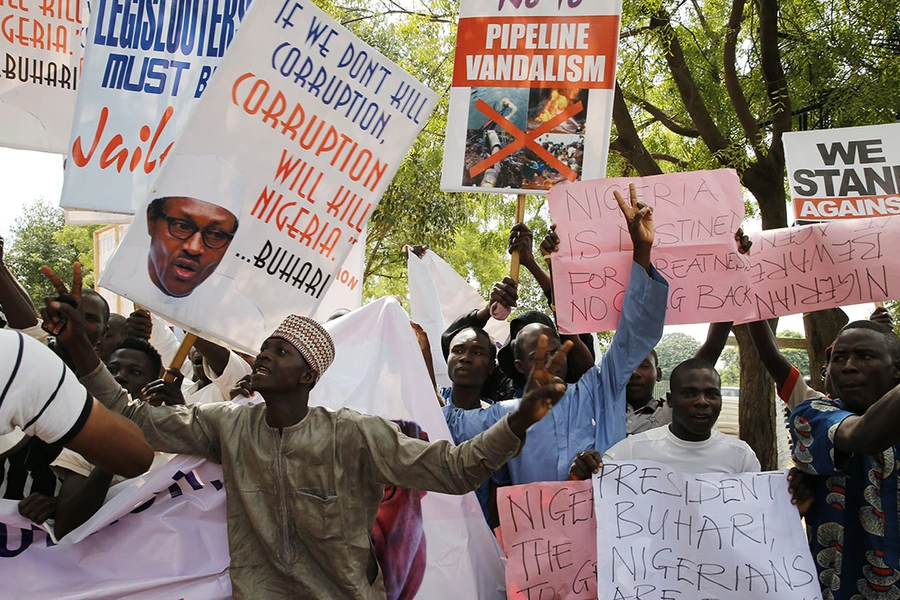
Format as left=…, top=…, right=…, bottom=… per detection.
left=490, top=194, right=527, bottom=320
left=164, top=333, right=197, bottom=383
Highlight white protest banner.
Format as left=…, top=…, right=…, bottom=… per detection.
left=784, top=123, right=900, bottom=222
left=593, top=461, right=819, bottom=600
left=548, top=170, right=752, bottom=334
left=99, top=1, right=438, bottom=352
left=93, top=223, right=134, bottom=315
left=0, top=298, right=505, bottom=599
left=408, top=249, right=509, bottom=388
left=311, top=226, right=365, bottom=322
left=58, top=0, right=250, bottom=215
left=0, top=0, right=84, bottom=153
left=745, top=216, right=900, bottom=320
left=441, top=0, right=620, bottom=194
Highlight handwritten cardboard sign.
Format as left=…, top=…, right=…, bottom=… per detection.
left=498, top=480, right=598, bottom=600
left=745, top=215, right=900, bottom=320
left=593, top=462, right=819, bottom=600
left=549, top=169, right=753, bottom=334
left=58, top=0, right=249, bottom=216
left=99, top=0, right=436, bottom=352
left=440, top=0, right=621, bottom=194
left=0, top=0, right=85, bottom=153
left=784, top=123, right=900, bottom=221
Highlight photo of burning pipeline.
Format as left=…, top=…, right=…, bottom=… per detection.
left=462, top=86, right=589, bottom=190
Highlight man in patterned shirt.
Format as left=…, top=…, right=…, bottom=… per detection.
left=791, top=320, right=900, bottom=600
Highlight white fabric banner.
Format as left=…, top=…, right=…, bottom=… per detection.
left=99, top=0, right=437, bottom=352
left=441, top=0, right=621, bottom=194
left=407, top=249, right=509, bottom=388
left=593, top=461, right=819, bottom=600
left=58, top=0, right=249, bottom=215
left=0, top=0, right=85, bottom=153
left=784, top=123, right=900, bottom=222
left=0, top=298, right=506, bottom=598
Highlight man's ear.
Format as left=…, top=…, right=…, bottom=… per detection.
left=892, top=359, right=900, bottom=383
left=665, top=391, right=673, bottom=408
left=655, top=367, right=662, bottom=383
left=300, top=369, right=318, bottom=386
left=514, top=358, right=526, bottom=376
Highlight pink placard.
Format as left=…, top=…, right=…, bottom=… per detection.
left=548, top=170, right=754, bottom=334
left=745, top=216, right=900, bottom=320
left=497, top=480, right=598, bottom=600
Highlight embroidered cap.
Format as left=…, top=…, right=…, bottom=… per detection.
left=270, top=315, right=335, bottom=381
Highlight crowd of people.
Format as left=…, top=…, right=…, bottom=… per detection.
left=2, top=183, right=900, bottom=600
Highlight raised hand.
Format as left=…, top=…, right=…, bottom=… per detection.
left=39, top=263, right=84, bottom=339
left=126, top=309, right=153, bottom=340
left=538, top=224, right=560, bottom=265
left=614, top=183, right=654, bottom=270
left=508, top=223, right=535, bottom=267
left=508, top=335, right=572, bottom=436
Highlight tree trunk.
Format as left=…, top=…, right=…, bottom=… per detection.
left=803, top=308, right=849, bottom=393
left=732, top=323, right=778, bottom=470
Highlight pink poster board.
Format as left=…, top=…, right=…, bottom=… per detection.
left=549, top=170, right=753, bottom=334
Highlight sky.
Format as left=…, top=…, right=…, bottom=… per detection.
left=0, top=146, right=877, bottom=340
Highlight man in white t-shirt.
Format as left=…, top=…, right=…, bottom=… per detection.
left=569, top=357, right=760, bottom=478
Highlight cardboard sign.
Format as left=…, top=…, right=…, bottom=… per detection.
left=549, top=170, right=751, bottom=334
left=0, top=0, right=85, bottom=153
left=498, top=480, right=598, bottom=600
left=441, top=0, right=620, bottom=194
left=593, top=462, right=819, bottom=600
left=784, top=123, right=900, bottom=221
left=99, top=0, right=437, bottom=352
left=58, top=0, right=249, bottom=216
left=746, top=216, right=900, bottom=320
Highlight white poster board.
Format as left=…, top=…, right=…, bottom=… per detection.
left=99, top=0, right=437, bottom=352
left=593, top=461, right=820, bottom=600
left=441, top=0, right=621, bottom=194
left=0, top=0, right=85, bottom=153
left=58, top=0, right=249, bottom=215
left=784, top=123, right=900, bottom=221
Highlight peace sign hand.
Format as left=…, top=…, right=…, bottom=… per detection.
left=508, top=335, right=572, bottom=437
left=39, top=262, right=85, bottom=341
left=613, top=183, right=654, bottom=270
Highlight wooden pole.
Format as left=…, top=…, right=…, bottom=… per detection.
left=490, top=195, right=528, bottom=321
left=508, top=194, right=527, bottom=283
left=163, top=333, right=196, bottom=383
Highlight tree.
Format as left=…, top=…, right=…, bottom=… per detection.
left=609, top=0, right=900, bottom=468
left=718, top=346, right=740, bottom=386
left=5, top=200, right=101, bottom=307
left=654, top=332, right=700, bottom=378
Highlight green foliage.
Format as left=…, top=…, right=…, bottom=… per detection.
left=717, top=346, right=741, bottom=387
left=780, top=329, right=810, bottom=379
left=5, top=200, right=102, bottom=307
left=654, top=332, right=701, bottom=378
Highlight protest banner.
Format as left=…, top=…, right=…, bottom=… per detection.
left=98, top=0, right=438, bottom=352
left=593, top=461, right=819, bottom=600
left=57, top=0, right=250, bottom=216
left=0, top=0, right=84, bottom=153
left=548, top=170, right=753, bottom=334
left=311, top=226, right=365, bottom=322
left=784, top=123, right=900, bottom=222
left=498, top=480, right=597, bottom=600
left=408, top=249, right=509, bottom=388
left=441, top=0, right=620, bottom=194
left=0, top=298, right=506, bottom=599
left=745, top=215, right=900, bottom=320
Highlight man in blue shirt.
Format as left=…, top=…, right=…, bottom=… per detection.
left=791, top=320, right=900, bottom=600
left=444, top=184, right=669, bottom=483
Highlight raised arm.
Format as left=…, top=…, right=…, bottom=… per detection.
left=39, top=265, right=224, bottom=460
left=833, top=384, right=900, bottom=456
left=746, top=319, right=793, bottom=389
left=695, top=322, right=733, bottom=365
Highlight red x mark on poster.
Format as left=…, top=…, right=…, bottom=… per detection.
left=468, top=98, right=583, bottom=182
